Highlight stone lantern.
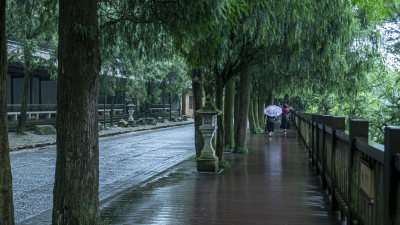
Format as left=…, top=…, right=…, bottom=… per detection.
left=197, top=96, right=219, bottom=172
left=127, top=101, right=135, bottom=125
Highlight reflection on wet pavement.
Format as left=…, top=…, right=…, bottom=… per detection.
left=12, top=125, right=195, bottom=224
left=101, top=130, right=342, bottom=225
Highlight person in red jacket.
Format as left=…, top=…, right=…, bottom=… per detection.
left=281, top=104, right=290, bottom=133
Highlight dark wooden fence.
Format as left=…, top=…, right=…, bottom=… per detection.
left=292, top=111, right=400, bottom=225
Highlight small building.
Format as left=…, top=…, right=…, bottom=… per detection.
left=184, top=89, right=194, bottom=118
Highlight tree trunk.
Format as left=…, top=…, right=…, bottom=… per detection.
left=253, top=96, right=259, bottom=129
left=215, top=74, right=224, bottom=161
left=248, top=95, right=256, bottom=134
left=17, top=56, right=30, bottom=134
left=0, top=1, right=15, bottom=223
left=182, top=91, right=186, bottom=116
left=233, top=79, right=240, bottom=148
left=103, top=93, right=106, bottom=127
left=178, top=94, right=181, bottom=117
left=162, top=82, right=166, bottom=119
left=267, top=91, right=274, bottom=105
left=223, top=78, right=234, bottom=149
left=52, top=0, right=100, bottom=224
left=192, top=68, right=203, bottom=158
left=234, top=66, right=251, bottom=152
left=169, top=93, right=172, bottom=119
left=258, top=96, right=265, bottom=128
left=110, top=96, right=114, bottom=126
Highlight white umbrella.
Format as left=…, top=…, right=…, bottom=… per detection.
left=264, top=105, right=282, bottom=117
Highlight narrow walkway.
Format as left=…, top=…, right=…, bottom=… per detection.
left=101, top=129, right=341, bottom=225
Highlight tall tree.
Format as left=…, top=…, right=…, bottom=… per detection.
left=234, top=66, right=252, bottom=152
left=0, top=0, right=15, bottom=223
left=192, top=67, right=204, bottom=157
left=223, top=78, right=235, bottom=149
left=52, top=0, right=101, bottom=223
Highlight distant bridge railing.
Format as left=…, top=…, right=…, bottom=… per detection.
left=7, top=104, right=125, bottom=121
left=292, top=111, right=400, bottom=225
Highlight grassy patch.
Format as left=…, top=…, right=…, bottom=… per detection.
left=219, top=160, right=230, bottom=168
left=237, top=147, right=248, bottom=154
left=189, top=155, right=199, bottom=162
left=224, top=144, right=233, bottom=149
left=101, top=218, right=111, bottom=225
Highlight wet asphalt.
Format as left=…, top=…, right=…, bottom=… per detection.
left=100, top=129, right=342, bottom=225
left=10, top=125, right=195, bottom=224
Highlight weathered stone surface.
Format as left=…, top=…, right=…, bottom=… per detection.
left=34, top=125, right=56, bottom=135
left=169, top=118, right=178, bottom=122
left=98, top=123, right=103, bottom=131
left=197, top=157, right=219, bottom=172
left=136, top=118, right=146, bottom=125
left=118, top=119, right=129, bottom=127
left=147, top=118, right=157, bottom=125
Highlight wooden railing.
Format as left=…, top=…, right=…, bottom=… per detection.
left=292, top=111, right=400, bottom=225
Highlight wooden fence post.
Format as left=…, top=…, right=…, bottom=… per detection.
left=322, top=115, right=333, bottom=190
left=315, top=115, right=323, bottom=175
left=311, top=114, right=318, bottom=166
left=331, top=116, right=345, bottom=211
left=348, top=119, right=368, bottom=225
left=383, top=126, right=400, bottom=225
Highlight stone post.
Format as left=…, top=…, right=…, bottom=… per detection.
left=127, top=101, right=135, bottom=126
left=197, top=97, right=219, bottom=172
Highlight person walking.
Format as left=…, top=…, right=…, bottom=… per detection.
left=281, top=104, right=290, bottom=133
left=265, top=115, right=275, bottom=137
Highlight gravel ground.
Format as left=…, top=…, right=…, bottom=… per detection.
left=8, top=119, right=194, bottom=151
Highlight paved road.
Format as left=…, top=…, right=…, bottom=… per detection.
left=11, top=125, right=195, bottom=224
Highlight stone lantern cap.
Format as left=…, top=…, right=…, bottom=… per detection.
left=197, top=96, right=218, bottom=115
left=127, top=101, right=135, bottom=107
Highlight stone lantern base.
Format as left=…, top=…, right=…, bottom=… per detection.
left=197, top=155, right=219, bottom=172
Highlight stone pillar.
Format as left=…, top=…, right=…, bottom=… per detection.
left=127, top=101, right=135, bottom=126
left=383, top=126, right=400, bottom=225
left=197, top=97, right=219, bottom=172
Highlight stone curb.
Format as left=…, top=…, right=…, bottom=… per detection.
left=10, top=121, right=194, bottom=152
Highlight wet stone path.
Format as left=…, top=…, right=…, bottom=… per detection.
left=11, top=125, right=195, bottom=224
left=101, top=129, right=342, bottom=225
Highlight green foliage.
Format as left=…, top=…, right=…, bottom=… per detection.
left=237, top=147, right=248, bottom=154
left=189, top=155, right=199, bottom=162
left=6, top=0, right=58, bottom=75
left=101, top=217, right=112, bottom=225
left=219, top=160, right=230, bottom=168
left=224, top=144, right=233, bottom=149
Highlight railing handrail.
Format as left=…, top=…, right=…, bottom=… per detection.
left=292, top=109, right=400, bottom=225
left=8, top=104, right=126, bottom=112
left=294, top=110, right=384, bottom=163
